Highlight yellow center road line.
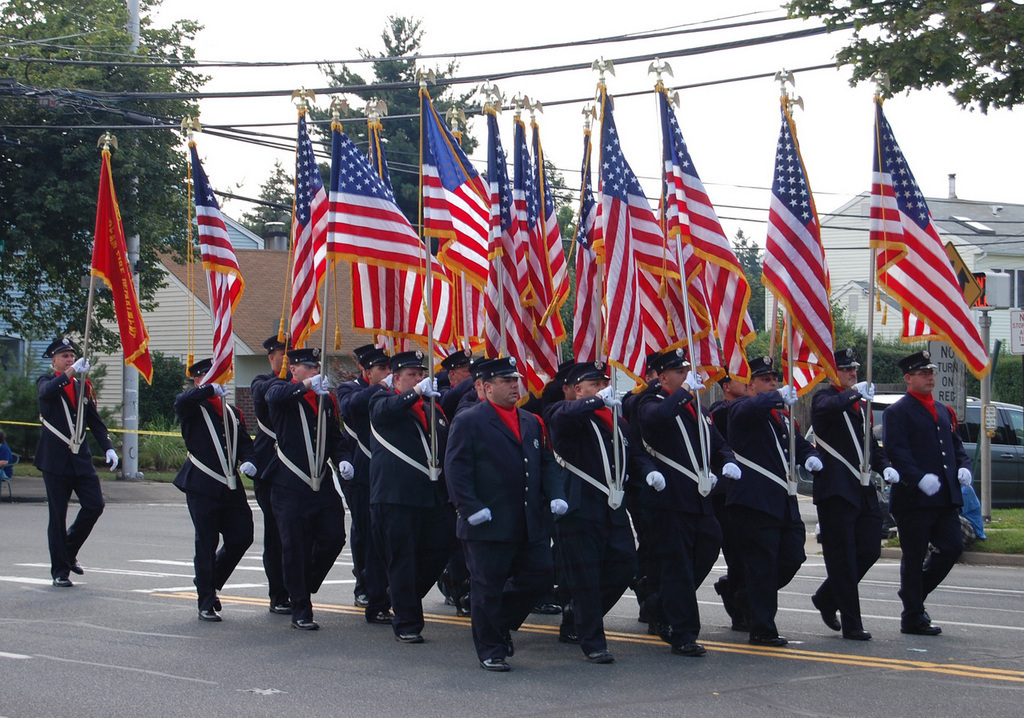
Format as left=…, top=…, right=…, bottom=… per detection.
left=153, top=592, right=1024, bottom=683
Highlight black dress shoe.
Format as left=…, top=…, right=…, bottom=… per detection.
left=731, top=619, right=751, bottom=633
left=70, top=560, right=84, bottom=575
left=586, top=649, right=615, bottom=664
left=198, top=610, right=221, bottom=622
left=455, top=593, right=471, bottom=618
left=901, top=622, right=941, bottom=636
left=354, top=594, right=370, bottom=608
left=396, top=633, right=424, bottom=643
left=291, top=619, right=319, bottom=630
left=749, top=634, right=788, bottom=647
left=480, top=658, right=510, bottom=672
left=672, top=642, right=707, bottom=657
left=558, top=624, right=579, bottom=644
left=502, top=631, right=514, bottom=657
left=532, top=602, right=562, bottom=615
left=52, top=577, right=73, bottom=588
left=811, top=594, right=841, bottom=632
left=213, top=597, right=221, bottom=612
left=269, top=602, right=292, bottom=615
left=843, top=630, right=872, bottom=641
left=367, top=610, right=392, bottom=625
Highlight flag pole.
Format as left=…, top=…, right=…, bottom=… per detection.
left=72, top=135, right=117, bottom=454
left=419, top=73, right=440, bottom=481
left=593, top=61, right=625, bottom=506
left=481, top=82, right=508, bottom=358
left=861, top=75, right=890, bottom=486
left=785, top=313, right=798, bottom=495
left=652, top=65, right=713, bottom=497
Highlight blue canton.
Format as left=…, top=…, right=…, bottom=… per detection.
left=771, top=106, right=814, bottom=226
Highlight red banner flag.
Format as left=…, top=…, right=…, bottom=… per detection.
left=92, top=148, right=153, bottom=383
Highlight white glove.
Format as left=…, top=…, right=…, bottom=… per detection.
left=71, top=357, right=90, bottom=374
left=414, top=376, right=441, bottom=398
left=722, top=462, right=741, bottom=480
left=709, top=472, right=718, bottom=489
left=777, top=385, right=799, bottom=406
left=919, top=473, right=941, bottom=496
left=382, top=373, right=394, bottom=388
left=804, top=456, right=823, bottom=472
left=308, top=375, right=331, bottom=396
left=338, top=460, right=354, bottom=481
left=853, top=381, right=875, bottom=401
left=683, top=371, right=705, bottom=393
left=958, top=467, right=972, bottom=487
left=467, top=507, right=492, bottom=526
left=239, top=461, right=257, bottom=477
left=646, top=471, right=666, bottom=492
left=883, top=467, right=900, bottom=484
left=597, top=385, right=621, bottom=409
left=550, top=499, right=569, bottom=515
left=208, top=383, right=229, bottom=397
left=105, top=449, right=119, bottom=471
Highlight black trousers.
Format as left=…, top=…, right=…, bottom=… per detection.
left=185, top=490, right=254, bottom=612
left=814, top=495, right=882, bottom=633
left=272, top=484, right=346, bottom=623
left=731, top=504, right=806, bottom=639
left=462, top=538, right=553, bottom=662
left=556, top=514, right=637, bottom=654
left=350, top=483, right=390, bottom=615
left=710, top=492, right=746, bottom=607
left=893, top=505, right=963, bottom=625
left=647, top=510, right=722, bottom=646
left=253, top=479, right=288, bottom=606
left=371, top=503, right=455, bottom=636
left=42, top=470, right=105, bottom=580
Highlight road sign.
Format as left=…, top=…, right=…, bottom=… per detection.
left=929, top=341, right=966, bottom=421
left=944, top=242, right=984, bottom=307
left=1010, top=310, right=1024, bottom=355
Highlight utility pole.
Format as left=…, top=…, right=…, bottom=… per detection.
left=121, top=0, right=142, bottom=479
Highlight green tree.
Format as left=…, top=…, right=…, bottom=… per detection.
left=138, top=351, right=186, bottom=426
left=318, top=16, right=479, bottom=223
left=733, top=229, right=765, bottom=332
left=238, top=160, right=294, bottom=239
left=0, top=0, right=204, bottom=348
left=787, top=0, right=1024, bottom=112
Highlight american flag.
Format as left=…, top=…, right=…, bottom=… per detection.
left=870, top=101, right=989, bottom=378
left=420, top=89, right=490, bottom=291
left=572, top=127, right=602, bottom=362
left=530, top=120, right=570, bottom=330
left=762, top=101, right=838, bottom=394
left=328, top=120, right=453, bottom=348
left=189, top=143, right=244, bottom=385
left=659, top=90, right=753, bottom=383
left=290, top=113, right=328, bottom=349
left=597, top=90, right=654, bottom=381
left=483, top=112, right=539, bottom=392
left=516, top=119, right=559, bottom=383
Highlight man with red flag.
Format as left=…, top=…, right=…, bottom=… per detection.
left=34, top=338, right=118, bottom=587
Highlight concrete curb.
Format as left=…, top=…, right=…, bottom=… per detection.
left=880, top=545, right=1024, bottom=568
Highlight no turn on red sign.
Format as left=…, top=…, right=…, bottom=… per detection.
left=1010, top=310, right=1024, bottom=355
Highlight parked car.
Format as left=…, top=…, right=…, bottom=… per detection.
left=869, top=395, right=1024, bottom=509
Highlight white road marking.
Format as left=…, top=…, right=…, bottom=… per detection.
left=0, top=652, right=31, bottom=659
left=35, top=654, right=217, bottom=684
left=0, top=576, right=57, bottom=585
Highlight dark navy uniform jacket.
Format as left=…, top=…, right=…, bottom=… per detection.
left=548, top=396, right=654, bottom=525
left=368, top=388, right=449, bottom=508
left=173, top=385, right=254, bottom=499
left=453, top=389, right=482, bottom=419
left=810, top=385, right=890, bottom=508
left=637, top=387, right=735, bottom=515
left=34, top=373, right=113, bottom=476
left=883, top=393, right=968, bottom=514
left=444, top=399, right=564, bottom=543
left=251, top=370, right=291, bottom=481
left=439, top=376, right=476, bottom=422
left=265, top=378, right=353, bottom=494
left=726, top=392, right=819, bottom=521
left=338, top=378, right=382, bottom=488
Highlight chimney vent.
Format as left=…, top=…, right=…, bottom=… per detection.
left=264, top=221, right=288, bottom=251
left=948, top=173, right=957, bottom=200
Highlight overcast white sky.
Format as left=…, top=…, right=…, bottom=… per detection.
left=152, top=0, right=1022, bottom=242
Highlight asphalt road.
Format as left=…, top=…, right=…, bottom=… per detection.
left=2, top=499, right=1023, bottom=717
